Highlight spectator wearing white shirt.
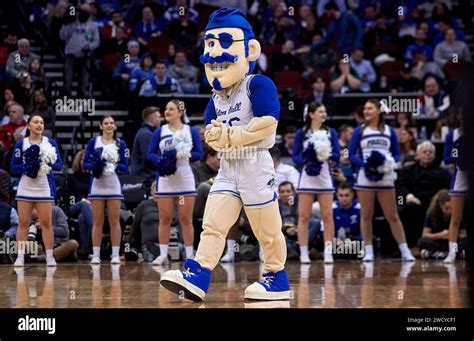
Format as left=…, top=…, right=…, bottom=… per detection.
left=434, top=28, right=471, bottom=68
left=270, top=146, right=300, bottom=188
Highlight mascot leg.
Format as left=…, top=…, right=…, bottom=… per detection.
left=160, top=194, right=242, bottom=301
left=243, top=202, right=291, bottom=300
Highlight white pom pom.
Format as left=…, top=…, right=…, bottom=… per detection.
left=309, top=130, right=332, bottom=162
left=38, top=140, right=58, bottom=176
left=102, top=144, right=119, bottom=175
left=173, top=129, right=193, bottom=159
left=377, top=153, right=397, bottom=181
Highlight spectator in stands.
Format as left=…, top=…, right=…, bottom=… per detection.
left=167, top=51, right=199, bottom=94
left=271, top=40, right=304, bottom=74
left=307, top=2, right=363, bottom=57
left=419, top=75, right=450, bottom=117
left=433, top=19, right=466, bottom=46
left=28, top=58, right=48, bottom=94
left=397, top=141, right=451, bottom=249
left=262, top=12, right=298, bottom=45
left=0, top=166, right=13, bottom=204
left=302, top=30, right=338, bottom=74
left=392, top=112, right=418, bottom=139
left=331, top=182, right=361, bottom=243
left=363, top=14, right=397, bottom=58
left=166, top=10, right=199, bottom=53
left=193, top=147, right=220, bottom=184
left=134, top=5, right=164, bottom=47
left=60, top=3, right=100, bottom=97
left=337, top=124, right=354, bottom=149
left=349, top=48, right=376, bottom=93
left=333, top=146, right=355, bottom=187
left=0, top=103, right=27, bottom=151
left=412, top=51, right=445, bottom=83
left=6, top=38, right=39, bottom=80
left=112, top=40, right=140, bottom=98
left=278, top=181, right=300, bottom=259
left=398, top=127, right=417, bottom=164
left=270, top=146, right=299, bottom=188
left=417, top=189, right=451, bottom=258
left=67, top=150, right=92, bottom=260
left=28, top=90, right=56, bottom=137
left=101, top=26, right=129, bottom=56
left=433, top=28, right=471, bottom=68
left=405, top=27, right=434, bottom=63
left=297, top=11, right=320, bottom=46
left=164, top=0, right=199, bottom=25
left=0, top=32, right=18, bottom=82
left=389, top=62, right=422, bottom=92
left=0, top=88, right=15, bottom=122
left=31, top=206, right=79, bottom=262
left=12, top=71, right=35, bottom=109
left=129, top=53, right=155, bottom=93
left=89, top=1, right=108, bottom=29
left=278, top=125, right=297, bottom=158
left=131, top=106, right=162, bottom=182
left=104, top=11, right=132, bottom=40
left=330, top=58, right=362, bottom=94
left=303, top=76, right=335, bottom=116
left=0, top=201, right=18, bottom=239
left=139, top=60, right=182, bottom=96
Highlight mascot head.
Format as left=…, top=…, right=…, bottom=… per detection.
left=200, top=8, right=261, bottom=91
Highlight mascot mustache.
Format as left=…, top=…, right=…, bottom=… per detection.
left=200, top=52, right=239, bottom=65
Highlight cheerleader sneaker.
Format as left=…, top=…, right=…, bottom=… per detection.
left=160, top=259, right=211, bottom=302
left=299, top=254, right=311, bottom=264
left=152, top=255, right=169, bottom=266
left=362, top=253, right=374, bottom=262
left=324, top=253, right=334, bottom=264
left=401, top=253, right=416, bottom=262
left=244, top=269, right=291, bottom=300
left=90, top=255, right=101, bottom=265
left=110, top=255, right=121, bottom=264
left=46, top=256, right=57, bottom=267
left=220, top=251, right=235, bottom=263
left=14, top=256, right=25, bottom=267
left=443, top=252, right=457, bottom=263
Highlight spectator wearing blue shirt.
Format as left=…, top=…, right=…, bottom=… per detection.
left=129, top=53, right=155, bottom=93
left=307, top=2, right=363, bottom=57
left=405, top=28, right=434, bottom=63
left=349, top=48, right=377, bottom=92
left=134, top=6, right=164, bottom=47
left=332, top=182, right=361, bottom=241
left=112, top=40, right=140, bottom=98
left=139, top=61, right=182, bottom=96
left=0, top=201, right=18, bottom=239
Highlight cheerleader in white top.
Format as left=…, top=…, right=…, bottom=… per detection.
left=348, top=99, right=415, bottom=262
left=147, top=100, right=203, bottom=265
left=293, top=102, right=340, bottom=264
left=10, top=114, right=63, bottom=267
left=83, top=115, right=129, bottom=265
left=443, top=109, right=467, bottom=263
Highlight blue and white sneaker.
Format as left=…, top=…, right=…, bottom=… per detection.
left=244, top=269, right=291, bottom=300
left=159, top=259, right=211, bottom=302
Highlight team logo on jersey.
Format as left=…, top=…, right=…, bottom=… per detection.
left=367, top=139, right=388, bottom=147
left=350, top=215, right=358, bottom=225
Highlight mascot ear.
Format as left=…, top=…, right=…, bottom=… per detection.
left=247, top=39, right=261, bottom=62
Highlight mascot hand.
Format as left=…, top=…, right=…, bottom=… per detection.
left=205, top=120, right=229, bottom=149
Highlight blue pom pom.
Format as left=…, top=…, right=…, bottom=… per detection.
left=302, top=143, right=317, bottom=164
left=91, top=147, right=105, bottom=179
left=158, top=149, right=177, bottom=177
left=364, top=151, right=386, bottom=182
left=305, top=161, right=322, bottom=176
left=24, top=145, right=40, bottom=178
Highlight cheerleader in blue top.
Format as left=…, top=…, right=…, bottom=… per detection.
left=443, top=109, right=467, bottom=263
left=348, top=99, right=414, bottom=262
left=83, top=115, right=129, bottom=265
left=147, top=100, right=203, bottom=265
left=10, top=114, right=63, bottom=267
left=293, top=102, right=340, bottom=264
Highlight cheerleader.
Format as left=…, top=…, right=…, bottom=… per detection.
left=83, top=115, right=129, bottom=264
left=293, top=102, right=340, bottom=264
left=10, top=114, right=63, bottom=267
left=348, top=99, right=415, bottom=262
left=443, top=109, right=467, bottom=263
left=147, top=100, right=203, bottom=265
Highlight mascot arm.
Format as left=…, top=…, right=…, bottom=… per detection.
left=228, top=116, right=277, bottom=147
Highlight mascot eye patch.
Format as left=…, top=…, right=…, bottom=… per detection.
left=204, top=33, right=246, bottom=49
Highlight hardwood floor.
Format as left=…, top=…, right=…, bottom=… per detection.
left=0, top=260, right=469, bottom=308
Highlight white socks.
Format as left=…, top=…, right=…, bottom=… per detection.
left=185, top=246, right=194, bottom=259
left=93, top=247, right=100, bottom=258
left=227, top=240, right=236, bottom=255
left=448, top=242, right=458, bottom=254
left=363, top=245, right=374, bottom=262
left=300, top=245, right=309, bottom=258
left=399, top=243, right=415, bottom=261
left=112, top=246, right=120, bottom=257
left=159, top=244, right=168, bottom=258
